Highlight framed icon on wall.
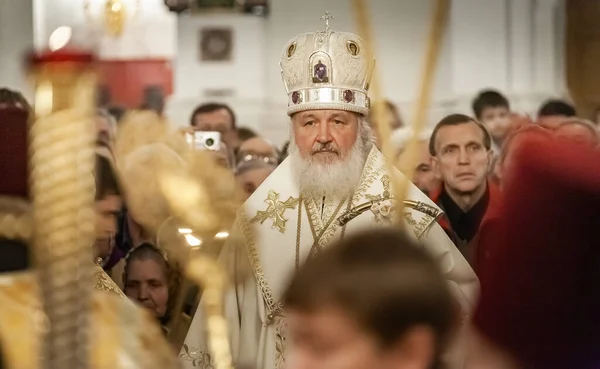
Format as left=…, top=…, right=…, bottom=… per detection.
left=200, top=27, right=233, bottom=62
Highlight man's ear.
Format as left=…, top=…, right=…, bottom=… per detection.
left=486, top=150, right=494, bottom=172
left=431, top=156, right=442, bottom=180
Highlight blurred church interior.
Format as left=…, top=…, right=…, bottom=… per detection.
left=0, top=0, right=597, bottom=144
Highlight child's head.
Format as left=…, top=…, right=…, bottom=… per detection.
left=472, top=90, right=511, bottom=141
left=284, top=229, right=455, bottom=369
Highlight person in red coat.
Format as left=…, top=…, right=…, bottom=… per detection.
left=469, top=134, right=600, bottom=369
left=471, top=125, right=552, bottom=275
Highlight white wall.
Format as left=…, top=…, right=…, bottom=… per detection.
left=35, top=0, right=176, bottom=58
left=170, top=0, right=567, bottom=144
left=0, top=0, right=34, bottom=99
left=167, top=13, right=267, bottom=127
left=3, top=0, right=566, bottom=145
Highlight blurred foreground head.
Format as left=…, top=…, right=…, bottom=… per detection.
left=474, top=135, right=600, bottom=369
left=284, top=229, right=454, bottom=369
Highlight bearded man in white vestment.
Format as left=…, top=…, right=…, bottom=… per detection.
left=180, top=17, right=478, bottom=369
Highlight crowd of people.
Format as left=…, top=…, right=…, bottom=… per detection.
left=2, top=16, right=600, bottom=369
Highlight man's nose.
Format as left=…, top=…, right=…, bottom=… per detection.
left=316, top=122, right=333, bottom=143
left=138, top=284, right=150, bottom=300
left=458, top=147, right=470, bottom=164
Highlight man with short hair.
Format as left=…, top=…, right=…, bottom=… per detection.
left=190, top=102, right=238, bottom=150
left=429, top=114, right=500, bottom=260
left=181, top=17, right=477, bottom=369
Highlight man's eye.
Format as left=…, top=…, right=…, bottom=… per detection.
left=304, top=121, right=315, bottom=126
left=443, top=147, right=456, bottom=154
left=334, top=120, right=344, bottom=125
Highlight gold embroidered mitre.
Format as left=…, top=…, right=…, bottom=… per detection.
left=280, top=12, right=375, bottom=116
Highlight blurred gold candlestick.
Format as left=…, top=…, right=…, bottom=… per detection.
left=28, top=48, right=97, bottom=369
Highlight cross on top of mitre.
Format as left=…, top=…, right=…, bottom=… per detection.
left=321, top=11, right=334, bottom=32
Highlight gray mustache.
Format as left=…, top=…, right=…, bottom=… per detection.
left=311, top=143, right=339, bottom=154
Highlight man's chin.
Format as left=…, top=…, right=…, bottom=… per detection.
left=453, top=184, right=480, bottom=195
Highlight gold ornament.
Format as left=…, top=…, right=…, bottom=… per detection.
left=115, top=112, right=243, bottom=369
left=105, top=0, right=127, bottom=37
left=83, top=0, right=140, bottom=38
left=250, top=190, right=299, bottom=234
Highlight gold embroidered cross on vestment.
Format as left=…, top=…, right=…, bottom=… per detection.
left=251, top=190, right=299, bottom=233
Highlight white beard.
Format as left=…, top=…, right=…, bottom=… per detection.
left=289, top=123, right=372, bottom=200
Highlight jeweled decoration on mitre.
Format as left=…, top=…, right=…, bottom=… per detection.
left=280, top=11, right=375, bottom=116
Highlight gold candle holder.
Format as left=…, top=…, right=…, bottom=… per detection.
left=27, top=47, right=97, bottom=369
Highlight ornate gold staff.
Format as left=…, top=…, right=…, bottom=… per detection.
left=28, top=47, right=97, bottom=369
left=351, top=0, right=450, bottom=223
left=115, top=114, right=240, bottom=369
left=158, top=153, right=237, bottom=369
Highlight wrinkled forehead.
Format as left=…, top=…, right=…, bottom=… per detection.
left=292, top=109, right=361, bottom=122
left=436, top=122, right=486, bottom=147
left=127, top=256, right=168, bottom=277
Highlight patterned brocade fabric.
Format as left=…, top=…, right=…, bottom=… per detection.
left=0, top=272, right=179, bottom=369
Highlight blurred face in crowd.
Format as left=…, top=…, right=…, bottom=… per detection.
left=236, top=166, right=275, bottom=200
left=238, top=136, right=278, bottom=160
left=554, top=122, right=598, bottom=147
left=396, top=140, right=441, bottom=196
left=497, top=127, right=551, bottom=186
left=96, top=115, right=116, bottom=145
left=537, top=115, right=567, bottom=131
left=479, top=106, right=510, bottom=141
left=290, top=110, right=370, bottom=198
left=192, top=108, right=237, bottom=149
left=94, top=194, right=122, bottom=260
left=124, top=257, right=169, bottom=318
left=432, top=122, right=492, bottom=195
left=287, top=305, right=436, bottom=369
left=369, top=103, right=402, bottom=149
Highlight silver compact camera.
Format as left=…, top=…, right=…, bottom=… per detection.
left=186, top=131, right=222, bottom=151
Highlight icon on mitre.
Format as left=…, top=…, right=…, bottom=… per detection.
left=312, top=60, right=329, bottom=83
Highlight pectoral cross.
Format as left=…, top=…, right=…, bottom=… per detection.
left=321, top=11, right=334, bottom=33
left=251, top=190, right=299, bottom=233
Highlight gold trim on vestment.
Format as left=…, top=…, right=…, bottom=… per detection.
left=238, top=211, right=284, bottom=320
